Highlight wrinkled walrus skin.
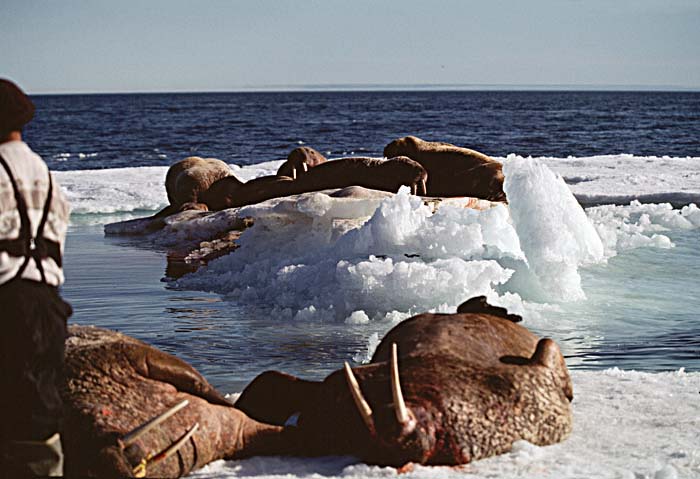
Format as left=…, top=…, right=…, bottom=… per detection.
left=276, top=147, right=327, bottom=179
left=236, top=297, right=573, bottom=467
left=383, top=136, right=506, bottom=202
left=61, top=326, right=290, bottom=478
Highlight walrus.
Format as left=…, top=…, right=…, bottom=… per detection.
left=295, top=156, right=428, bottom=196
left=154, top=157, right=232, bottom=218
left=61, top=326, right=291, bottom=478
left=202, top=157, right=428, bottom=211
left=236, top=297, right=573, bottom=467
left=276, top=146, right=327, bottom=179
left=201, top=174, right=297, bottom=210
left=383, top=136, right=506, bottom=201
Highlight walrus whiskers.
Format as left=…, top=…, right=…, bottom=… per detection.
left=121, top=399, right=189, bottom=448
left=390, top=343, right=414, bottom=431
left=131, top=422, right=199, bottom=478
left=343, top=362, right=375, bottom=433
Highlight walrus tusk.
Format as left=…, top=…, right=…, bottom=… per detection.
left=390, top=343, right=412, bottom=429
left=132, top=422, right=199, bottom=478
left=411, top=184, right=417, bottom=195
left=292, top=167, right=297, bottom=180
left=343, top=362, right=375, bottom=433
left=121, top=399, right=189, bottom=448
left=419, top=179, right=427, bottom=196
left=302, top=162, right=308, bottom=172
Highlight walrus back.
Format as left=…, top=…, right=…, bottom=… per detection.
left=61, top=326, right=286, bottom=477
left=165, top=157, right=231, bottom=206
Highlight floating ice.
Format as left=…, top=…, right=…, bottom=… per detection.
left=55, top=160, right=284, bottom=215
left=344, top=310, right=370, bottom=325
left=168, top=156, right=700, bottom=321
left=500, top=153, right=700, bottom=207
left=176, top=188, right=518, bottom=321
left=55, top=166, right=168, bottom=214
left=89, top=155, right=700, bottom=322
left=586, top=200, right=700, bottom=257
left=503, top=156, right=604, bottom=301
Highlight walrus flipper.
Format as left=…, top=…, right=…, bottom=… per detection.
left=124, top=343, right=231, bottom=407
left=456, top=296, right=522, bottom=322
left=236, top=371, right=323, bottom=426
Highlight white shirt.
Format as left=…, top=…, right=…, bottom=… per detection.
left=0, top=140, right=71, bottom=286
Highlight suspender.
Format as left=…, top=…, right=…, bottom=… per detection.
left=0, top=153, right=62, bottom=284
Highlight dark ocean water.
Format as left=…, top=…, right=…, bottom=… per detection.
left=26, top=91, right=700, bottom=171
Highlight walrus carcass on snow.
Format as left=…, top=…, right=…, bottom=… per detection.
left=236, top=297, right=573, bottom=467
left=61, top=326, right=292, bottom=477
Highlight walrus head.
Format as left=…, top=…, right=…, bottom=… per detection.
left=471, top=163, right=506, bottom=202
left=383, top=136, right=422, bottom=159
left=237, top=300, right=573, bottom=467
left=335, top=345, right=439, bottom=465
left=377, top=156, right=428, bottom=196
left=339, top=338, right=573, bottom=466
left=236, top=349, right=440, bottom=466
left=200, top=175, right=245, bottom=210
left=277, top=147, right=327, bottom=179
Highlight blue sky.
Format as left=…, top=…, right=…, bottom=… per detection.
left=2, top=0, right=699, bottom=93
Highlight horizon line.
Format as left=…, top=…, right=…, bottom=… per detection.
left=30, top=82, right=700, bottom=95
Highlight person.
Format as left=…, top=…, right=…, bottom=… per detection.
left=0, top=79, right=72, bottom=476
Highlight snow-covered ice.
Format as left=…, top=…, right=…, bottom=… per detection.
left=191, top=369, right=700, bottom=479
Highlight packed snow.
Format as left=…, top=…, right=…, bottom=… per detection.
left=191, top=369, right=700, bottom=479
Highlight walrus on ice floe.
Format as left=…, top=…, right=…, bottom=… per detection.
left=201, top=174, right=297, bottom=210
left=383, top=136, right=506, bottom=202
left=276, top=146, right=327, bottom=179
left=153, top=157, right=232, bottom=218
left=202, top=156, right=428, bottom=210
left=61, top=326, right=291, bottom=478
left=295, top=156, right=428, bottom=196
left=236, top=297, right=573, bottom=467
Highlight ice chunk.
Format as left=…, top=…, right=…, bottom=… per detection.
left=149, top=157, right=697, bottom=320
left=177, top=187, right=517, bottom=321
left=503, top=156, right=604, bottom=301
left=345, top=311, right=370, bottom=325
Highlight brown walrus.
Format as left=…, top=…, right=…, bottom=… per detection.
left=61, top=326, right=291, bottom=478
left=383, top=136, right=506, bottom=202
left=276, top=146, right=327, bottom=179
left=295, top=156, right=428, bottom=196
left=201, top=174, right=297, bottom=210
left=236, top=297, right=573, bottom=467
left=202, top=156, right=428, bottom=211
left=154, top=157, right=232, bottom=218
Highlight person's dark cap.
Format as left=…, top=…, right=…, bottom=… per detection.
left=0, top=79, right=35, bottom=132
